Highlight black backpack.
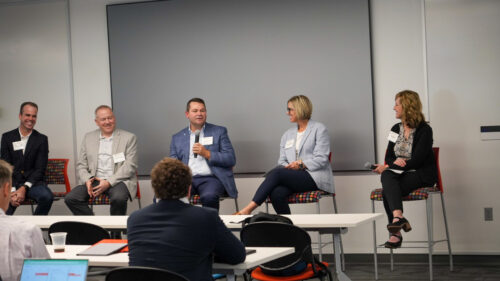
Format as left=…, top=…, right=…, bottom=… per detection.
left=241, top=212, right=293, bottom=227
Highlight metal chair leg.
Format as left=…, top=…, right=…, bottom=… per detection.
left=234, top=198, right=239, bottom=212
left=137, top=198, right=142, bottom=209
left=265, top=201, right=269, bottom=213
left=333, top=197, right=345, bottom=272
left=426, top=196, right=434, bottom=280
left=30, top=203, right=35, bottom=215
left=372, top=200, right=378, bottom=280
left=440, top=193, right=453, bottom=271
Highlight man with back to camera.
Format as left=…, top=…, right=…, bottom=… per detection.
left=170, top=98, right=237, bottom=211
left=0, top=102, right=53, bottom=215
left=64, top=105, right=138, bottom=216
left=0, top=159, right=50, bottom=281
left=127, top=157, right=246, bottom=281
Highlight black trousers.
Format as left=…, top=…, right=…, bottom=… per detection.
left=253, top=167, right=317, bottom=214
left=64, top=182, right=130, bottom=215
left=381, top=170, right=424, bottom=223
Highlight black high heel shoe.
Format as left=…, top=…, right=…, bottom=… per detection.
left=384, top=233, right=403, bottom=249
left=387, top=217, right=412, bottom=234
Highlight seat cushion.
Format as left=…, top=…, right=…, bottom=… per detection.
left=251, top=262, right=329, bottom=281
left=266, top=190, right=333, bottom=204
left=89, top=193, right=110, bottom=205
left=370, top=187, right=440, bottom=201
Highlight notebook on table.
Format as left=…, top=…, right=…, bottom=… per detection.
left=19, top=259, right=88, bottom=281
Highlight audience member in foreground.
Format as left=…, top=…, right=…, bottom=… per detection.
left=372, top=90, right=437, bottom=248
left=127, top=157, right=246, bottom=281
left=1, top=102, right=53, bottom=215
left=0, top=159, right=49, bottom=281
left=237, top=95, right=334, bottom=214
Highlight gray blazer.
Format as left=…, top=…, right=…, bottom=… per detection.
left=76, top=128, right=138, bottom=198
left=278, top=120, right=334, bottom=193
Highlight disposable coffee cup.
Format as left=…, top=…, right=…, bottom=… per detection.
left=50, top=232, right=67, bottom=253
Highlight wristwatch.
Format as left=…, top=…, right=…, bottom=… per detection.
left=299, top=161, right=305, bottom=170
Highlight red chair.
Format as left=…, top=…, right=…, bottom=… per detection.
left=370, top=147, right=453, bottom=280
left=22, top=158, right=71, bottom=214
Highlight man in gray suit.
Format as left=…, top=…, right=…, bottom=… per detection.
left=65, top=105, right=138, bottom=215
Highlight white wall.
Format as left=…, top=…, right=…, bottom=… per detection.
left=1, top=0, right=499, bottom=254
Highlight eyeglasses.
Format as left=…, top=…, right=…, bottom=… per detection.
left=287, top=107, right=295, bottom=112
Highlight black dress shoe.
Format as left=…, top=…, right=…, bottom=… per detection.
left=387, top=217, right=412, bottom=234
left=384, top=233, right=403, bottom=249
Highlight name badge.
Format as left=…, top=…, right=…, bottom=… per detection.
left=201, top=136, right=213, bottom=145
left=285, top=139, right=294, bottom=149
left=113, top=152, right=126, bottom=163
left=388, top=131, right=399, bottom=143
left=13, top=141, right=25, bottom=151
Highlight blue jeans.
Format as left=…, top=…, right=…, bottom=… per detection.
left=7, top=184, right=54, bottom=215
left=252, top=167, right=317, bottom=214
left=191, top=175, right=226, bottom=211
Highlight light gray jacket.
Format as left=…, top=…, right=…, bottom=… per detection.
left=77, top=128, right=138, bottom=198
left=278, top=120, right=334, bottom=193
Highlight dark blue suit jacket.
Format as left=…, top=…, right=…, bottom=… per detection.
left=127, top=199, right=246, bottom=281
left=170, top=123, right=238, bottom=198
left=1, top=128, right=48, bottom=188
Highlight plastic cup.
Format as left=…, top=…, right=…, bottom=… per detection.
left=50, top=232, right=67, bottom=253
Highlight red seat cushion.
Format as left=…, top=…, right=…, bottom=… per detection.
left=251, top=262, right=329, bottom=281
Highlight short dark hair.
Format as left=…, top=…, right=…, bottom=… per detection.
left=0, top=159, right=13, bottom=187
left=151, top=157, right=192, bottom=200
left=94, top=105, right=113, bottom=116
left=19, top=102, right=38, bottom=115
left=186, top=98, right=206, bottom=112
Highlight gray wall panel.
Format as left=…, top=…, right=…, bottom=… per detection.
left=107, top=0, right=375, bottom=174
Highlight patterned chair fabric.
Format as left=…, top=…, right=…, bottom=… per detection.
left=21, top=158, right=70, bottom=208
left=189, top=194, right=234, bottom=205
left=370, top=186, right=440, bottom=201
left=265, top=190, right=333, bottom=204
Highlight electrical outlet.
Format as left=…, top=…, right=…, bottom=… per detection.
left=484, top=208, right=493, bottom=221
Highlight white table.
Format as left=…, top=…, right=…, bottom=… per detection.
left=46, top=245, right=293, bottom=281
left=21, top=213, right=383, bottom=281
left=221, top=214, right=383, bottom=281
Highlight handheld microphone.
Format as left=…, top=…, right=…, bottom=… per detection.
left=194, top=130, right=200, bottom=158
left=364, top=162, right=377, bottom=170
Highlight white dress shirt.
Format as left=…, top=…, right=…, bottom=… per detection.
left=96, top=133, right=114, bottom=180
left=0, top=208, right=49, bottom=281
left=188, top=126, right=212, bottom=176
left=17, top=129, right=33, bottom=188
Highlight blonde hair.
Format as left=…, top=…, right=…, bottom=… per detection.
left=288, top=95, right=313, bottom=120
left=395, top=90, right=425, bottom=128
left=0, top=159, right=12, bottom=187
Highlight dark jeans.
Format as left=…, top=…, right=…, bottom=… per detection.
left=381, top=170, right=424, bottom=223
left=64, top=182, right=130, bottom=215
left=253, top=167, right=318, bottom=214
left=7, top=184, right=54, bottom=215
left=191, top=175, right=226, bottom=211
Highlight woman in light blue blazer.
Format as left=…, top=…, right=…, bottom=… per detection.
left=238, top=95, right=334, bottom=214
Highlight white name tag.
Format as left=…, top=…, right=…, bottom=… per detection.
left=201, top=136, right=213, bottom=145
left=285, top=139, right=294, bottom=149
left=388, top=131, right=399, bottom=143
left=13, top=141, right=25, bottom=151
left=113, top=152, right=126, bottom=163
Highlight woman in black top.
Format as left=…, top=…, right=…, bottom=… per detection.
left=373, top=90, right=437, bottom=248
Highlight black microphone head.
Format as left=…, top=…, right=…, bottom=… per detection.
left=194, top=130, right=201, bottom=143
